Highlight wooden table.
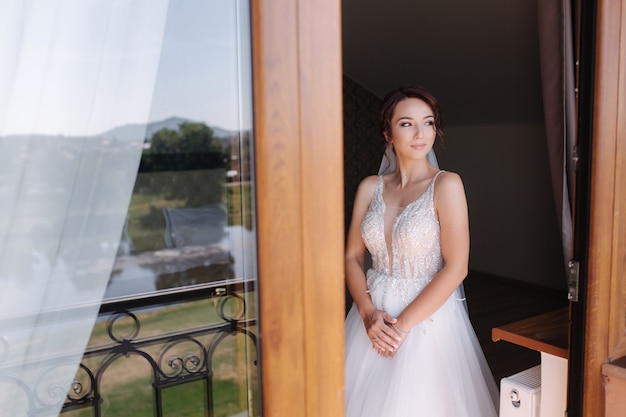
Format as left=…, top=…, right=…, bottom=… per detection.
left=492, top=307, right=569, bottom=358
left=492, top=307, right=569, bottom=417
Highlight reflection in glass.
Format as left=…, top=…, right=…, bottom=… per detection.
left=95, top=1, right=259, bottom=416
left=106, top=0, right=256, bottom=300
left=0, top=0, right=258, bottom=416
left=94, top=1, right=260, bottom=416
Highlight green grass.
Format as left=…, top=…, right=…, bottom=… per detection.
left=89, top=292, right=257, bottom=346
left=70, top=295, right=259, bottom=417
left=67, top=377, right=247, bottom=417
left=225, top=182, right=253, bottom=228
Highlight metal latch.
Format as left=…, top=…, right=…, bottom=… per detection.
left=568, top=260, right=580, bottom=302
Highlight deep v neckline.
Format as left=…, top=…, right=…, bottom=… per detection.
left=378, top=172, right=442, bottom=275
left=379, top=172, right=439, bottom=216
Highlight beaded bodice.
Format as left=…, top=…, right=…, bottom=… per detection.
left=361, top=172, right=443, bottom=281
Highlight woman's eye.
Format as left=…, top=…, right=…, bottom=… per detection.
left=425, top=120, right=434, bottom=127
left=400, top=122, right=412, bottom=127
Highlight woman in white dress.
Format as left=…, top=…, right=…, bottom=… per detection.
left=344, top=85, right=499, bottom=416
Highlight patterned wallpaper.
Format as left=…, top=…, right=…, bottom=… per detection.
left=343, top=75, right=385, bottom=235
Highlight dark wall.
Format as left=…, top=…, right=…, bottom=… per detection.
left=342, top=75, right=566, bottom=290
left=342, top=75, right=384, bottom=236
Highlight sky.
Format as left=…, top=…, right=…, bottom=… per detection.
left=0, top=0, right=253, bottom=137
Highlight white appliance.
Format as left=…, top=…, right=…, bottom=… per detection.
left=499, top=365, right=542, bottom=417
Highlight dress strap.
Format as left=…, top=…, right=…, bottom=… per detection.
left=433, top=170, right=445, bottom=183
left=374, top=175, right=384, bottom=198
left=428, top=170, right=446, bottom=203
left=428, top=170, right=445, bottom=191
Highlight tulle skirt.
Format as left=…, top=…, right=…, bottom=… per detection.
left=345, top=274, right=499, bottom=417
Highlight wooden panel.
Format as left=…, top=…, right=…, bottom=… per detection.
left=583, top=0, right=625, bottom=415
left=297, top=1, right=345, bottom=417
left=602, top=358, right=626, bottom=417
left=252, top=0, right=344, bottom=416
left=608, top=0, right=626, bottom=363
left=252, top=1, right=305, bottom=414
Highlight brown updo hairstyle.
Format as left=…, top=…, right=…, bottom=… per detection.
left=379, top=85, right=444, bottom=144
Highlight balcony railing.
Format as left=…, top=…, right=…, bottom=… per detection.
left=0, top=278, right=259, bottom=417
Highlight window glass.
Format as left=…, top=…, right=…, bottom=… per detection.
left=0, top=1, right=259, bottom=416
left=106, top=0, right=256, bottom=301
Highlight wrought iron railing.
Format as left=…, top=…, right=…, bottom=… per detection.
left=0, top=278, right=259, bottom=417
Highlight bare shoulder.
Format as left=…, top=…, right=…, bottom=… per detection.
left=351, top=175, right=379, bottom=211
left=433, top=171, right=467, bottom=208
left=347, top=175, right=379, bottom=225
left=359, top=174, right=379, bottom=187
left=434, top=170, right=465, bottom=192
left=356, top=175, right=379, bottom=197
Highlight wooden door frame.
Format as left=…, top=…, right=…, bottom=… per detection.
left=250, top=0, right=625, bottom=415
left=571, top=0, right=626, bottom=416
left=251, top=0, right=345, bottom=416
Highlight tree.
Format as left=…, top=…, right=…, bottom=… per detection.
left=140, top=122, right=227, bottom=172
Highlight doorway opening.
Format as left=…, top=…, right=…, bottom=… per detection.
left=341, top=0, right=570, bottom=385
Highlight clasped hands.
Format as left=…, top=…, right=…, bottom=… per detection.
left=364, top=309, right=409, bottom=357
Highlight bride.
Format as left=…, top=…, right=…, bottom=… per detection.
left=344, top=85, right=499, bottom=416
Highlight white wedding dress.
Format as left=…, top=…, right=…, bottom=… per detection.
left=345, top=172, right=499, bottom=417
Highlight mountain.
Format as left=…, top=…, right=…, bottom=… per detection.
left=1, top=117, right=237, bottom=142
left=96, top=117, right=235, bottom=141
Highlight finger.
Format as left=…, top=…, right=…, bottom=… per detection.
left=382, top=313, right=397, bottom=324
left=380, top=325, right=402, bottom=342
left=372, top=338, right=386, bottom=352
left=373, top=332, right=397, bottom=350
left=373, top=338, right=396, bottom=355
left=383, top=346, right=395, bottom=357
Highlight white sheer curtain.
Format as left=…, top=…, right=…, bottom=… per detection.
left=0, top=1, right=169, bottom=415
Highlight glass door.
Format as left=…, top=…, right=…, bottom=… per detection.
left=0, top=1, right=259, bottom=416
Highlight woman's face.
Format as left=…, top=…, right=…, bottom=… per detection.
left=385, top=98, right=436, bottom=160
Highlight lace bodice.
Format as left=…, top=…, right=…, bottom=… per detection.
left=361, top=172, right=443, bottom=280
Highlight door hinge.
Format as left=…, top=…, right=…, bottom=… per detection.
left=568, top=260, right=580, bottom=302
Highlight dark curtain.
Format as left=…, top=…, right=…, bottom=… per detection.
left=537, top=0, right=576, bottom=270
